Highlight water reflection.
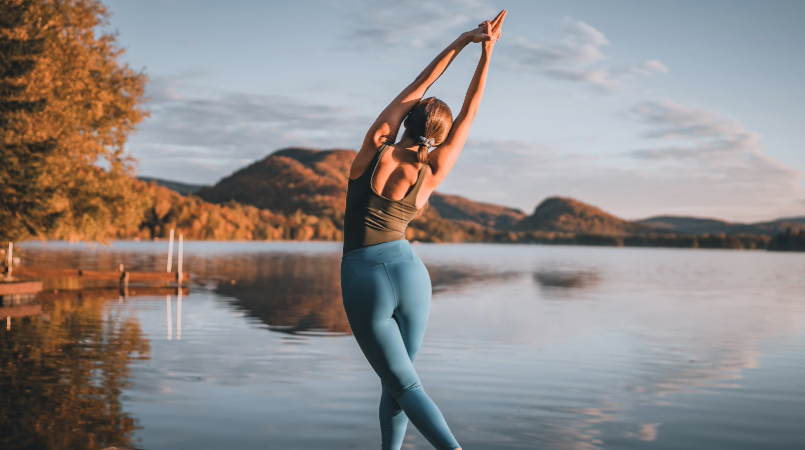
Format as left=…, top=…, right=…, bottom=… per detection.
left=163, top=293, right=183, bottom=341
left=166, top=295, right=173, bottom=340
left=1, top=294, right=42, bottom=331
left=533, top=268, right=600, bottom=289
left=0, top=293, right=150, bottom=450
left=7, top=242, right=805, bottom=450
left=213, top=253, right=350, bottom=335
left=211, top=252, right=523, bottom=335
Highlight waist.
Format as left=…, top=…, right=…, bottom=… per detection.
left=340, top=239, right=421, bottom=287
left=342, top=207, right=410, bottom=256
left=342, top=238, right=415, bottom=262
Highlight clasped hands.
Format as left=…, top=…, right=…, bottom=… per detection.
left=463, top=9, right=507, bottom=47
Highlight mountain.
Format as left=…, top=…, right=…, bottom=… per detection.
left=195, top=147, right=531, bottom=232
left=165, top=146, right=800, bottom=249
left=638, top=216, right=805, bottom=236
left=775, top=216, right=805, bottom=225
left=138, top=176, right=209, bottom=196
left=511, top=197, right=655, bottom=235
left=197, top=147, right=355, bottom=219
left=428, top=192, right=527, bottom=230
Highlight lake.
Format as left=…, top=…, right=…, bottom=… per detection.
left=2, top=241, right=804, bottom=450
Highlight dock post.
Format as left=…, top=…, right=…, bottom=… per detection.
left=177, top=233, right=184, bottom=287
left=6, top=316, right=9, bottom=331
left=5, top=242, right=12, bottom=278
left=167, top=228, right=175, bottom=272
left=119, top=264, right=129, bottom=296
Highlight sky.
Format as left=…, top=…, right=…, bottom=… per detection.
left=103, top=0, right=805, bottom=222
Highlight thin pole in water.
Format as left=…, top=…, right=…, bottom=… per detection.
left=6, top=242, right=12, bottom=278
left=177, top=233, right=184, bottom=287
left=167, top=228, right=174, bottom=272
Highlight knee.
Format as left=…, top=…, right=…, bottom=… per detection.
left=391, top=380, right=423, bottom=400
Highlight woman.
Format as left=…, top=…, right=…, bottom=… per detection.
left=340, top=10, right=507, bottom=450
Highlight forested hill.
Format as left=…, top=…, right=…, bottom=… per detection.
left=188, top=147, right=804, bottom=238
left=509, top=197, right=655, bottom=235
left=637, top=216, right=805, bottom=236
left=196, top=148, right=355, bottom=220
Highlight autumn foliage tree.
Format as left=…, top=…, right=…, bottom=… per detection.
left=0, top=0, right=54, bottom=240
left=0, top=0, right=149, bottom=242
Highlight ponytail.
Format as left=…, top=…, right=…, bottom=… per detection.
left=415, top=136, right=435, bottom=164
left=417, top=144, right=429, bottom=164
left=403, top=97, right=453, bottom=166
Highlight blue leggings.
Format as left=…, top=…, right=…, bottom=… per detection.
left=341, top=239, right=461, bottom=450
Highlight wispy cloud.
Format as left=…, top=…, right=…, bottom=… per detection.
left=436, top=101, right=804, bottom=221
left=501, top=17, right=667, bottom=92
left=130, top=75, right=368, bottom=183
left=627, top=100, right=763, bottom=158
left=619, top=100, right=804, bottom=218
left=346, top=0, right=495, bottom=48
left=345, top=2, right=666, bottom=93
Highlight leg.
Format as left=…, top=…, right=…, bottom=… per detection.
left=343, top=262, right=460, bottom=450
left=379, top=306, right=430, bottom=450
left=380, top=382, right=407, bottom=450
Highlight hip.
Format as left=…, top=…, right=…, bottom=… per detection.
left=340, top=239, right=427, bottom=291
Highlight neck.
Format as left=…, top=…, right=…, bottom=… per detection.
left=397, top=135, right=420, bottom=151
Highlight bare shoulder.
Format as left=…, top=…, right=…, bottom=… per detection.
left=348, top=142, right=384, bottom=180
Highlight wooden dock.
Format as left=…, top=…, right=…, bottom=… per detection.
left=37, top=286, right=189, bottom=302
left=4, top=266, right=189, bottom=283
left=0, top=281, right=44, bottom=296
left=2, top=233, right=188, bottom=293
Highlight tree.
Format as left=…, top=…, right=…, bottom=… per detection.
left=0, top=0, right=149, bottom=243
left=0, top=0, right=56, bottom=241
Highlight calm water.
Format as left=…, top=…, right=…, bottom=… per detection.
left=2, top=242, right=804, bottom=450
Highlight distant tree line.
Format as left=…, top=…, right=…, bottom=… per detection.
left=123, top=182, right=342, bottom=242
left=768, top=228, right=805, bottom=252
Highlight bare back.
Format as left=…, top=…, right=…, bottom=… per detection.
left=349, top=143, right=435, bottom=211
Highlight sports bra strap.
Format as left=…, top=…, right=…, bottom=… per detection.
left=401, top=152, right=428, bottom=204
left=369, top=142, right=428, bottom=206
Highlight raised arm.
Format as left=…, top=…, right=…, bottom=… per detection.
left=428, top=10, right=507, bottom=186
left=360, top=36, right=472, bottom=152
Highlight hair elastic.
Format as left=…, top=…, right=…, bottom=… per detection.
left=417, top=136, right=435, bottom=148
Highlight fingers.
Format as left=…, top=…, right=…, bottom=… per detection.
left=490, top=9, right=507, bottom=29
left=492, top=10, right=507, bottom=36
left=473, top=10, right=507, bottom=43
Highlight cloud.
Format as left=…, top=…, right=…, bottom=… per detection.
left=627, top=60, right=669, bottom=76
left=626, top=100, right=784, bottom=168
left=435, top=101, right=804, bottom=221
left=501, top=17, right=667, bottom=92
left=345, top=5, right=665, bottom=93
left=346, top=0, right=495, bottom=48
left=129, top=75, right=368, bottom=183
left=619, top=100, right=804, bottom=218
